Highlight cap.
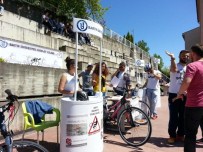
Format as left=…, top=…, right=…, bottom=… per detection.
left=179, top=50, right=190, bottom=55
left=144, top=63, right=152, bottom=72
left=87, top=63, right=93, bottom=67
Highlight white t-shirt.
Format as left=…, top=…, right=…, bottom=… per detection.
left=63, top=73, right=79, bottom=97
left=117, top=71, right=125, bottom=89
left=146, top=70, right=161, bottom=90
left=169, top=63, right=186, bottom=94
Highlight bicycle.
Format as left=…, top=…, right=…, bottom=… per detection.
left=0, top=89, right=49, bottom=152
left=131, top=87, right=151, bottom=118
left=103, top=88, right=152, bottom=147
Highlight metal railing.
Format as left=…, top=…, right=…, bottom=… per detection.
left=103, top=26, right=150, bottom=59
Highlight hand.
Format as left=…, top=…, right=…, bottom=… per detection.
left=151, top=69, right=154, bottom=74
left=172, top=94, right=183, bottom=102
left=165, top=50, right=175, bottom=59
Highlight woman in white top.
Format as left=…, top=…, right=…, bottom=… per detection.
left=58, top=57, right=78, bottom=97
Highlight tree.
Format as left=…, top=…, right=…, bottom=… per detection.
left=124, top=32, right=134, bottom=43
left=153, top=53, right=164, bottom=70
left=42, top=0, right=108, bottom=23
left=84, top=0, right=108, bottom=24
left=135, top=40, right=150, bottom=53
left=161, top=66, right=170, bottom=79
left=153, top=53, right=170, bottom=80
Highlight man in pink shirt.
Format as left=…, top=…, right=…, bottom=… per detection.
left=176, top=44, right=203, bottom=152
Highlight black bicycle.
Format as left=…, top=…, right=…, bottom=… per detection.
left=0, top=89, right=49, bottom=152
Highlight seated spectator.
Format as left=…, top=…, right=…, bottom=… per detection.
left=58, top=20, right=65, bottom=35
left=0, top=0, right=4, bottom=16
left=82, top=33, right=91, bottom=45
left=64, top=22, right=75, bottom=40
left=42, top=11, right=53, bottom=33
left=78, top=33, right=86, bottom=45
left=48, top=14, right=57, bottom=32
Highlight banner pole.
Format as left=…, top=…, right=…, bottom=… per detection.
left=99, top=39, right=102, bottom=97
left=136, top=67, right=138, bottom=83
left=74, top=32, right=79, bottom=101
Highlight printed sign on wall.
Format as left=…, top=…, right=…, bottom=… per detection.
left=0, top=39, right=63, bottom=68
left=135, top=59, right=145, bottom=67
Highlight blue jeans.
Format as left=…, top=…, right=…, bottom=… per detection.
left=146, top=88, right=159, bottom=116
left=0, top=6, right=4, bottom=14
left=168, top=93, right=186, bottom=138
left=184, top=107, right=203, bottom=152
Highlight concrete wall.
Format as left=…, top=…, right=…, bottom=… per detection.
left=200, top=0, right=203, bottom=44
left=0, top=63, right=64, bottom=98
left=0, top=10, right=149, bottom=133
left=0, top=10, right=148, bottom=86
left=182, top=27, right=200, bottom=50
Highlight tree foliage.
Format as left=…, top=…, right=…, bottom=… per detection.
left=153, top=53, right=170, bottom=78
left=35, top=0, right=108, bottom=22
left=135, top=40, right=150, bottom=53
left=153, top=53, right=164, bottom=70
left=85, top=0, right=108, bottom=24
left=124, top=32, right=134, bottom=43
left=161, top=66, right=170, bottom=78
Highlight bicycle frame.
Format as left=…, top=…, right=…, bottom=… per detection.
left=0, top=102, right=15, bottom=152
left=107, top=99, right=122, bottom=120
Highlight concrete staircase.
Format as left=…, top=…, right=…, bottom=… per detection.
left=0, top=10, right=148, bottom=93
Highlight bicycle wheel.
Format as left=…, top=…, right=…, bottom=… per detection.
left=117, top=106, right=152, bottom=147
left=0, top=140, right=49, bottom=152
left=139, top=100, right=150, bottom=118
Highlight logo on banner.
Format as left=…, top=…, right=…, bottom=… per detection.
left=136, top=60, right=141, bottom=66
left=88, top=116, right=100, bottom=135
left=135, top=59, right=145, bottom=67
left=0, top=40, right=8, bottom=48
left=66, top=138, right=72, bottom=146
left=77, top=20, right=88, bottom=31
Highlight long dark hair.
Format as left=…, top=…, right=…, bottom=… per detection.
left=65, top=57, right=75, bottom=70
left=93, top=62, right=109, bottom=76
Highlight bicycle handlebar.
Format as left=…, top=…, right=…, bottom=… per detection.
left=0, top=89, right=18, bottom=113
left=5, top=89, right=18, bottom=102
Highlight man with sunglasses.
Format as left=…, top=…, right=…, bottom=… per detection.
left=111, top=61, right=131, bottom=96
left=165, top=49, right=190, bottom=144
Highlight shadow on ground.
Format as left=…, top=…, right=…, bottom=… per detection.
left=22, top=139, right=60, bottom=152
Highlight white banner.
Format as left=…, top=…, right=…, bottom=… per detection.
left=73, top=18, right=103, bottom=38
left=0, top=39, right=63, bottom=68
left=135, top=59, right=145, bottom=67
left=151, top=57, right=160, bottom=64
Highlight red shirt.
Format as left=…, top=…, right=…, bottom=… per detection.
left=185, top=61, right=203, bottom=107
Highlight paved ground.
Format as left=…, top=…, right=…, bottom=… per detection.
left=13, top=96, right=203, bottom=152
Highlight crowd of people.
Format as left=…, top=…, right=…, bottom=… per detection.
left=165, top=45, right=203, bottom=152
left=58, top=43, right=203, bottom=152
left=58, top=58, right=132, bottom=99
left=42, top=11, right=91, bottom=46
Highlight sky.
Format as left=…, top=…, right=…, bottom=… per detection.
left=101, top=0, right=199, bottom=68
